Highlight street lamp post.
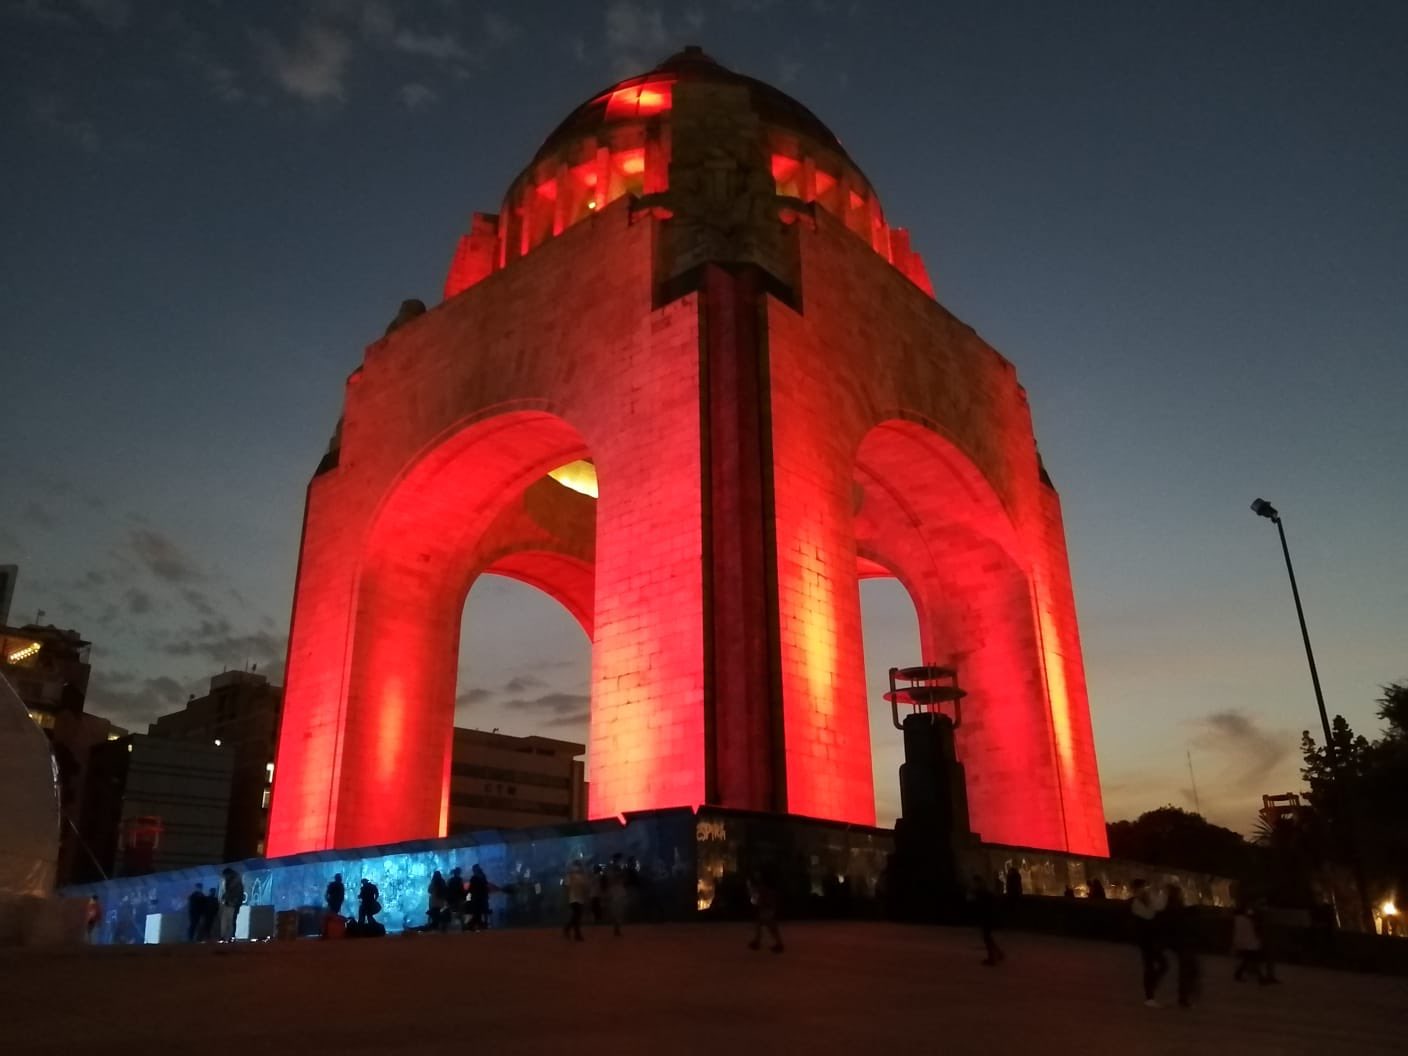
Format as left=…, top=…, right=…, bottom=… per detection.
left=1249, top=497, right=1374, bottom=932
left=1249, top=499, right=1335, bottom=755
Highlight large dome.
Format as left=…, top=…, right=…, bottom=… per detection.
left=530, top=46, right=851, bottom=171
left=442, top=47, right=932, bottom=300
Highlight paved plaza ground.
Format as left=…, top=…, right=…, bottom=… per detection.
left=3, top=922, right=1404, bottom=1054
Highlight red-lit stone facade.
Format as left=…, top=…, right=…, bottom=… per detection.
left=267, top=49, right=1108, bottom=858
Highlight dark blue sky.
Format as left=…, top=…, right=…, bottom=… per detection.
left=3, top=1, right=1405, bottom=831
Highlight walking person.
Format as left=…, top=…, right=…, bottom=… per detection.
left=563, top=861, right=590, bottom=941
left=326, top=873, right=346, bottom=917
left=747, top=866, right=784, bottom=954
left=1130, top=878, right=1168, bottom=1007
left=467, top=864, right=490, bottom=932
left=971, top=873, right=1005, bottom=966
left=218, top=867, right=245, bottom=942
left=1161, top=884, right=1201, bottom=1009
left=1232, top=898, right=1279, bottom=984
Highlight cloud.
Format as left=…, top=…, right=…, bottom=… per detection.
left=181, top=587, right=217, bottom=617
left=1190, top=709, right=1293, bottom=795
left=23, top=501, right=56, bottom=529
left=160, top=617, right=286, bottom=670
left=500, top=691, right=590, bottom=728
left=399, top=82, right=436, bottom=109
left=503, top=674, right=546, bottom=693
left=31, top=95, right=99, bottom=152
left=7, top=0, right=78, bottom=27
left=255, top=21, right=355, bottom=103
left=124, top=587, right=154, bottom=615
left=603, top=2, right=671, bottom=75
left=391, top=28, right=464, bottom=60
left=77, top=0, right=128, bottom=30
left=86, top=673, right=192, bottom=728
left=482, top=11, right=518, bottom=47
left=127, top=529, right=203, bottom=584
left=456, top=686, right=494, bottom=707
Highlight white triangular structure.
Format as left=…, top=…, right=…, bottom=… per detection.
left=0, top=669, right=59, bottom=900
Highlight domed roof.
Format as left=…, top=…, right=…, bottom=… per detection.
left=529, top=46, right=849, bottom=169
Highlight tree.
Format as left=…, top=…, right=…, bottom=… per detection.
left=1106, top=806, right=1255, bottom=879
left=1298, top=682, right=1408, bottom=918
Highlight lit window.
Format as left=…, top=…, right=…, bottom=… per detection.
left=604, top=79, right=674, bottom=120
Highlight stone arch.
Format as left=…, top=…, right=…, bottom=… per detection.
left=852, top=417, right=1070, bottom=850
left=322, top=410, right=597, bottom=847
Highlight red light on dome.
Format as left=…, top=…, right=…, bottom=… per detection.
left=814, top=170, right=837, bottom=195
left=617, top=149, right=646, bottom=175
left=770, top=154, right=799, bottom=183
left=605, top=79, right=674, bottom=120
left=535, top=178, right=558, bottom=200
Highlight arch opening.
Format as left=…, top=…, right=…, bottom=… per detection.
left=332, top=411, right=598, bottom=848
left=853, top=418, right=1070, bottom=850
left=451, top=574, right=591, bottom=835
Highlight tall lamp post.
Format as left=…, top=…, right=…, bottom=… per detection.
left=1249, top=498, right=1373, bottom=931
left=1249, top=499, right=1334, bottom=753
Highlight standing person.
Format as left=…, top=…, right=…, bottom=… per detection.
left=85, top=896, right=101, bottom=943
left=590, top=863, right=606, bottom=925
left=187, top=884, right=206, bottom=942
left=1005, top=865, right=1023, bottom=905
left=326, top=873, right=346, bottom=917
left=200, top=882, right=219, bottom=940
left=1130, top=878, right=1168, bottom=1007
left=606, top=853, right=629, bottom=937
left=445, top=867, right=467, bottom=932
left=467, top=864, right=490, bottom=932
left=427, top=869, right=448, bottom=931
left=747, top=866, right=784, bottom=954
left=1089, top=877, right=1107, bottom=900
left=218, top=867, right=245, bottom=942
left=358, top=878, right=381, bottom=926
left=971, top=874, right=1005, bottom=966
left=1161, top=885, right=1200, bottom=1009
left=563, top=861, right=590, bottom=941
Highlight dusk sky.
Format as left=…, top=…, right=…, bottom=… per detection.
left=3, top=1, right=1404, bottom=834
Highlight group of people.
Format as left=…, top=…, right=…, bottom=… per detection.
left=186, top=868, right=246, bottom=942
left=562, top=853, right=639, bottom=940
left=1132, top=880, right=1280, bottom=1008
left=320, top=865, right=495, bottom=934
left=424, top=864, right=493, bottom=932
left=972, top=870, right=1282, bottom=1009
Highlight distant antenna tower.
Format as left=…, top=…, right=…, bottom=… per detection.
left=1186, top=750, right=1203, bottom=816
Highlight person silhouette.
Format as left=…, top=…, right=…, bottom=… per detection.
left=358, top=878, right=381, bottom=926
left=326, top=873, right=346, bottom=916
left=971, top=874, right=1005, bottom=966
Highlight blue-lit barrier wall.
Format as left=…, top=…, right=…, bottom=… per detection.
left=67, top=810, right=701, bottom=945
left=62, top=806, right=1229, bottom=945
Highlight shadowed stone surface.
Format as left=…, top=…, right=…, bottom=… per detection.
left=3, top=923, right=1404, bottom=1054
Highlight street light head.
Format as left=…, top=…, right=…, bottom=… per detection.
left=1251, top=498, right=1279, bottom=521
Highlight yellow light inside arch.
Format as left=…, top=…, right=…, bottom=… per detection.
left=548, top=460, right=598, bottom=499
